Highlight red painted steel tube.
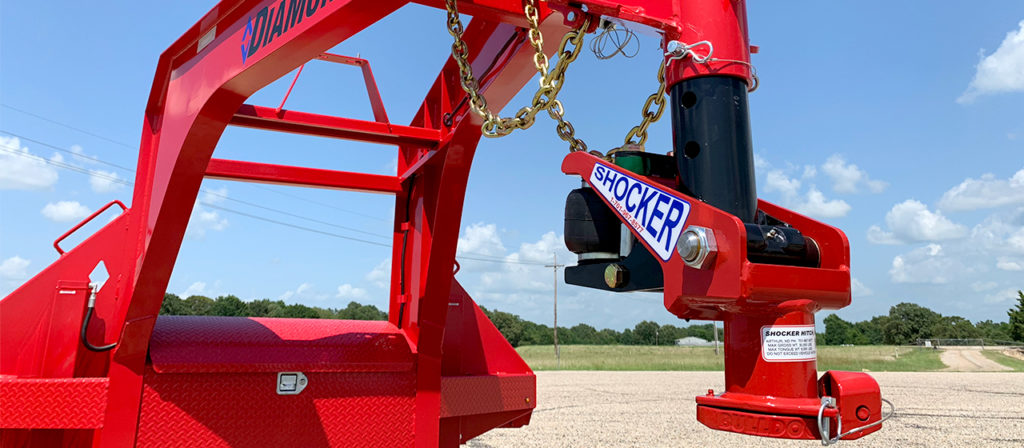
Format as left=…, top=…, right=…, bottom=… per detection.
left=275, top=64, right=305, bottom=114
left=231, top=104, right=439, bottom=146
left=722, top=302, right=819, bottom=399
left=545, top=0, right=753, bottom=88
left=316, top=53, right=391, bottom=123
left=205, top=158, right=403, bottom=194
left=665, top=0, right=753, bottom=87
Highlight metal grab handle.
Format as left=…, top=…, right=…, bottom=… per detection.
left=54, top=200, right=127, bottom=255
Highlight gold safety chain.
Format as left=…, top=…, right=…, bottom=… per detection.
left=621, top=58, right=667, bottom=149
left=444, top=0, right=591, bottom=152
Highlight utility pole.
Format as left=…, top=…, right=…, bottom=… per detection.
left=544, top=253, right=564, bottom=368
left=713, top=321, right=720, bottom=355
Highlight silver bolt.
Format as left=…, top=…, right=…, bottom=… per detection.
left=678, top=230, right=702, bottom=262
left=677, top=226, right=717, bottom=269
left=666, top=40, right=685, bottom=56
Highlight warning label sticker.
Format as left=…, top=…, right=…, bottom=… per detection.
left=761, top=325, right=817, bottom=362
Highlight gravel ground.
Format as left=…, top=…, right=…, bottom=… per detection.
left=471, top=371, right=1024, bottom=447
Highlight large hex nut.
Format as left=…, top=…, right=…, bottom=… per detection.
left=677, top=226, right=717, bottom=269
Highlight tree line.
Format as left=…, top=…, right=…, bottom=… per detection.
left=160, top=293, right=387, bottom=320
left=823, top=291, right=1024, bottom=345
left=160, top=290, right=1024, bottom=347
left=158, top=293, right=718, bottom=347
left=480, top=306, right=720, bottom=347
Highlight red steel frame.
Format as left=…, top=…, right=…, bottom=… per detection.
left=0, top=0, right=881, bottom=446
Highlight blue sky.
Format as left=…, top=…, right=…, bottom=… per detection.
left=2, top=2, right=1023, bottom=331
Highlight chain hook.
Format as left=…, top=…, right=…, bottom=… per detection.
left=665, top=39, right=758, bottom=92
left=665, top=40, right=714, bottom=63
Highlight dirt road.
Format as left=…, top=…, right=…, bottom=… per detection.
left=472, top=371, right=1024, bottom=447
left=940, top=347, right=1012, bottom=371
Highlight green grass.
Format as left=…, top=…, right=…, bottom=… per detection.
left=980, top=350, right=1024, bottom=371
left=817, top=346, right=945, bottom=372
left=517, top=345, right=724, bottom=371
left=516, top=345, right=945, bottom=372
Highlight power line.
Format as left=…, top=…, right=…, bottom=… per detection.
left=201, top=203, right=392, bottom=248
left=200, top=189, right=391, bottom=240
left=1, top=143, right=392, bottom=248
left=0, top=145, right=133, bottom=186
left=0, top=139, right=388, bottom=240
left=2, top=104, right=135, bottom=149
left=0, top=101, right=565, bottom=266
left=254, top=186, right=394, bottom=223
left=2, top=130, right=136, bottom=173
left=1, top=133, right=549, bottom=266
left=457, top=254, right=548, bottom=266
left=2, top=107, right=538, bottom=258
left=3, top=104, right=392, bottom=222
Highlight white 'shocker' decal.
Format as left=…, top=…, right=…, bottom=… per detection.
left=589, top=163, right=691, bottom=261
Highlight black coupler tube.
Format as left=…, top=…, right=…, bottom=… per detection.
left=670, top=76, right=757, bottom=223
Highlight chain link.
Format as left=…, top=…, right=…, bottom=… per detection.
left=445, top=0, right=590, bottom=152
left=622, top=58, right=667, bottom=149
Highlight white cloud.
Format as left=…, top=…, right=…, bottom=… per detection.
left=279, top=283, right=313, bottom=301
left=457, top=222, right=506, bottom=257
left=938, top=169, right=1024, bottom=211
left=69, top=145, right=101, bottom=165
left=802, top=165, right=817, bottom=178
left=449, top=225, right=670, bottom=330
left=186, top=209, right=228, bottom=238
left=755, top=154, right=867, bottom=219
left=792, top=187, right=851, bottom=219
left=985, top=287, right=1021, bottom=304
left=866, top=180, right=887, bottom=194
left=821, top=154, right=887, bottom=194
left=958, top=20, right=1024, bottom=103
left=971, top=281, right=998, bottom=292
left=753, top=153, right=769, bottom=170
left=41, top=201, right=91, bottom=222
left=201, top=187, right=229, bottom=205
left=866, top=200, right=967, bottom=244
left=997, top=257, right=1024, bottom=271
left=512, top=231, right=563, bottom=264
left=186, top=188, right=230, bottom=239
left=851, top=277, right=873, bottom=297
left=764, top=170, right=801, bottom=197
left=336, top=283, right=369, bottom=300
left=454, top=227, right=573, bottom=301
left=366, top=259, right=391, bottom=289
left=889, top=244, right=963, bottom=284
left=1010, top=228, right=1024, bottom=253
left=279, top=282, right=330, bottom=302
left=182, top=281, right=208, bottom=297
left=89, top=170, right=124, bottom=193
left=967, top=207, right=1024, bottom=253
left=865, top=226, right=901, bottom=245
left=0, top=136, right=59, bottom=190
left=0, top=256, right=31, bottom=280
left=874, top=204, right=1022, bottom=317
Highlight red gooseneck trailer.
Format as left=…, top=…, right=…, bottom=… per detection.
left=1, top=0, right=885, bottom=446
